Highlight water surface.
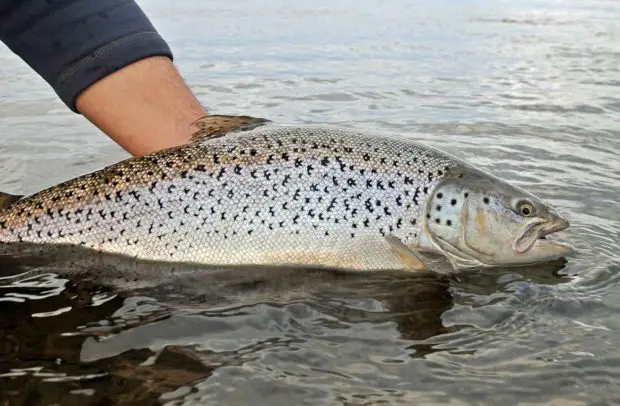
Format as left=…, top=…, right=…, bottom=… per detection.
left=0, top=0, right=619, bottom=404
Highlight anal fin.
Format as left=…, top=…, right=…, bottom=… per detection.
left=190, top=115, right=271, bottom=142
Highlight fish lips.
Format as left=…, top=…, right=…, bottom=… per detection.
left=513, top=217, right=573, bottom=257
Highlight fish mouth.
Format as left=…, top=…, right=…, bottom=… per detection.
left=537, top=217, right=570, bottom=239
left=514, top=217, right=573, bottom=259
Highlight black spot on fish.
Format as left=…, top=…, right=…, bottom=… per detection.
left=436, top=205, right=442, bottom=211
left=483, top=197, right=490, bottom=204
left=437, top=193, right=443, bottom=199
left=435, top=218, right=440, bottom=224
left=464, top=192, right=469, bottom=198
left=451, top=199, right=457, bottom=206
left=216, top=168, right=226, bottom=181
left=447, top=220, right=452, bottom=226
left=413, top=188, right=421, bottom=205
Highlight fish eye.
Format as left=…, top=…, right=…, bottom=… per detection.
left=517, top=200, right=535, bottom=217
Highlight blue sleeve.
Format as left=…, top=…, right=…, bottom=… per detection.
left=0, top=0, right=174, bottom=112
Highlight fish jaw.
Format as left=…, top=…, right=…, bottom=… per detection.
left=512, top=215, right=573, bottom=263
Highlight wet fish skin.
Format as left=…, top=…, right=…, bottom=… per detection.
left=0, top=115, right=571, bottom=272
left=0, top=117, right=456, bottom=271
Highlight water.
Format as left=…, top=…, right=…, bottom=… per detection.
left=0, top=0, right=619, bottom=404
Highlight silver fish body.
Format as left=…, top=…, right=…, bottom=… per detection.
left=0, top=116, right=572, bottom=272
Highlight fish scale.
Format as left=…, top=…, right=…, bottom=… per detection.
left=0, top=120, right=464, bottom=271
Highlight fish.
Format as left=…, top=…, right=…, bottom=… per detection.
left=0, top=115, right=573, bottom=273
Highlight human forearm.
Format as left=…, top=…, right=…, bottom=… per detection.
left=0, top=0, right=207, bottom=156
left=76, top=55, right=207, bottom=156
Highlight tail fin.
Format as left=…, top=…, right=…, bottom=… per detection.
left=0, top=192, right=23, bottom=210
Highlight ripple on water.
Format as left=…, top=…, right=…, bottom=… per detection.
left=1, top=0, right=619, bottom=404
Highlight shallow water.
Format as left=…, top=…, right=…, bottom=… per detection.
left=0, top=0, right=619, bottom=404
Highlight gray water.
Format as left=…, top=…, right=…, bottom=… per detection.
left=0, top=0, right=619, bottom=404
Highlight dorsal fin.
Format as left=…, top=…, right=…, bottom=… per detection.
left=0, top=191, right=23, bottom=210
left=190, top=115, right=271, bottom=142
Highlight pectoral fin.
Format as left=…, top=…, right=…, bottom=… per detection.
left=385, top=235, right=428, bottom=271
left=0, top=192, right=23, bottom=210
left=190, top=115, right=271, bottom=142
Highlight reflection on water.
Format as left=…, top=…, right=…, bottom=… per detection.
left=1, top=0, right=619, bottom=404
left=0, top=252, right=570, bottom=404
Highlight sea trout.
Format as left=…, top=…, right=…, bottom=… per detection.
left=0, top=115, right=572, bottom=273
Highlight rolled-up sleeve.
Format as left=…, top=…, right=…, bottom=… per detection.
left=0, top=0, right=174, bottom=112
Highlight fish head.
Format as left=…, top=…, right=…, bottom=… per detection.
left=418, top=168, right=573, bottom=270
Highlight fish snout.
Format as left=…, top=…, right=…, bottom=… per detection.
left=545, top=215, right=570, bottom=236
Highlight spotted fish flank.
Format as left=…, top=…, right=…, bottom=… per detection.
left=0, top=115, right=572, bottom=272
